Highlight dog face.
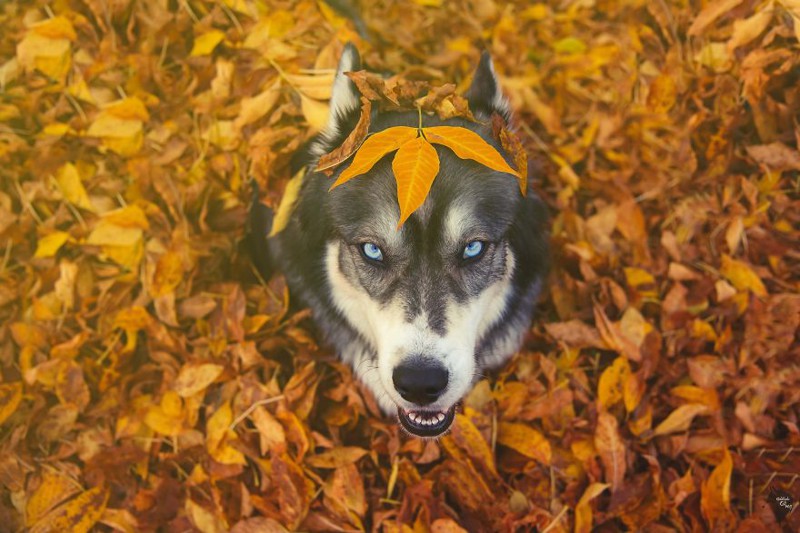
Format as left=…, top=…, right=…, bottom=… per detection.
left=256, top=45, right=548, bottom=437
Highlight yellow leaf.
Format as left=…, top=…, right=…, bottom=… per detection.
left=151, top=251, right=183, bottom=297
left=30, top=17, right=77, bottom=41
left=26, top=470, right=80, bottom=526
left=104, top=97, right=150, bottom=121
left=597, top=356, right=631, bottom=410
left=497, top=422, right=551, bottom=464
left=191, top=29, right=226, bottom=56
left=86, top=115, right=143, bottom=156
left=700, top=448, right=734, bottom=529
left=300, top=94, right=329, bottom=133
left=305, top=446, right=369, bottom=468
left=205, top=402, right=230, bottom=448
left=671, top=385, right=720, bottom=410
left=647, top=74, right=677, bottom=113
left=86, top=221, right=142, bottom=248
left=720, top=254, right=767, bottom=297
left=16, top=32, right=71, bottom=81
left=29, top=486, right=108, bottom=533
left=424, top=126, right=520, bottom=178
left=234, top=79, right=281, bottom=130
left=285, top=72, right=334, bottom=100
left=103, top=205, right=149, bottom=229
left=145, top=392, right=184, bottom=436
left=269, top=168, right=305, bottom=237
left=0, top=382, right=22, bottom=426
left=392, top=136, right=440, bottom=228
left=653, top=403, right=709, bottom=436
left=34, top=231, right=70, bottom=258
left=331, top=126, right=419, bottom=189
left=173, top=363, right=224, bottom=398
left=574, top=483, right=609, bottom=533
left=55, top=163, right=94, bottom=211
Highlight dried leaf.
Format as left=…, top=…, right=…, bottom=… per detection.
left=653, top=404, right=709, bottom=436
left=719, top=254, right=767, bottom=297
left=700, top=449, right=735, bottom=529
left=0, top=382, right=23, bottom=426
left=594, top=412, right=626, bottom=492
left=173, top=363, right=224, bottom=397
left=29, top=486, right=108, bottom=533
left=497, top=422, right=551, bottom=464
left=574, top=483, right=609, bottom=533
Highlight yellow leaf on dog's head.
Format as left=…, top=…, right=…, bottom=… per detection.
left=424, top=126, right=520, bottom=178
left=392, top=136, right=440, bottom=228
left=330, top=126, right=418, bottom=190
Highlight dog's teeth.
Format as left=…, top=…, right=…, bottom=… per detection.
left=437, top=413, right=445, bottom=422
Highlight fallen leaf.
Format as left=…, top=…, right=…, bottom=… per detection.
left=594, top=412, right=626, bottom=492
left=700, top=449, right=735, bottom=529
left=574, top=483, right=609, bottom=533
left=719, top=254, right=767, bottom=297
left=653, top=404, right=709, bottom=436
left=497, top=421, right=552, bottom=465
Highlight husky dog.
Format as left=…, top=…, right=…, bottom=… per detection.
left=248, top=45, right=549, bottom=437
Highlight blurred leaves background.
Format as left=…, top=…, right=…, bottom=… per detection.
left=0, top=0, right=798, bottom=531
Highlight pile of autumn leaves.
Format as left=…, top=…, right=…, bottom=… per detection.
left=1, top=0, right=799, bottom=532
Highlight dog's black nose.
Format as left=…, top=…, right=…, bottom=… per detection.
left=392, top=359, right=448, bottom=405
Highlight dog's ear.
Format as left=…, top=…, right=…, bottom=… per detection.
left=465, top=51, right=511, bottom=121
left=323, top=43, right=362, bottom=136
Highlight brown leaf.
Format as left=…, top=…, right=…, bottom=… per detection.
left=594, top=412, right=626, bottom=492
left=687, top=0, right=744, bottom=35
left=316, top=100, right=372, bottom=173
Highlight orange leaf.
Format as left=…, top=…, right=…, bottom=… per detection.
left=424, top=126, right=520, bottom=178
left=574, top=483, right=609, bottom=533
left=392, top=136, right=440, bottom=227
left=700, top=448, right=735, bottom=529
left=330, top=126, right=418, bottom=189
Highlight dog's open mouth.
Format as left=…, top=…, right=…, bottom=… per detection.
left=397, top=405, right=456, bottom=437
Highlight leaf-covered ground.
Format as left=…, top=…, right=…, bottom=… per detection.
left=1, top=0, right=799, bottom=531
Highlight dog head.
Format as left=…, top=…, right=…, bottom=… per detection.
left=305, top=46, right=548, bottom=437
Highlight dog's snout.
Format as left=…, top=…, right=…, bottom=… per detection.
left=392, top=359, right=448, bottom=405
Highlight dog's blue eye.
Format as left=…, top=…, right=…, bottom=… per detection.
left=462, top=241, right=484, bottom=259
left=361, top=242, right=384, bottom=261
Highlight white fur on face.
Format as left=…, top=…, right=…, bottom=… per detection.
left=325, top=240, right=516, bottom=414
